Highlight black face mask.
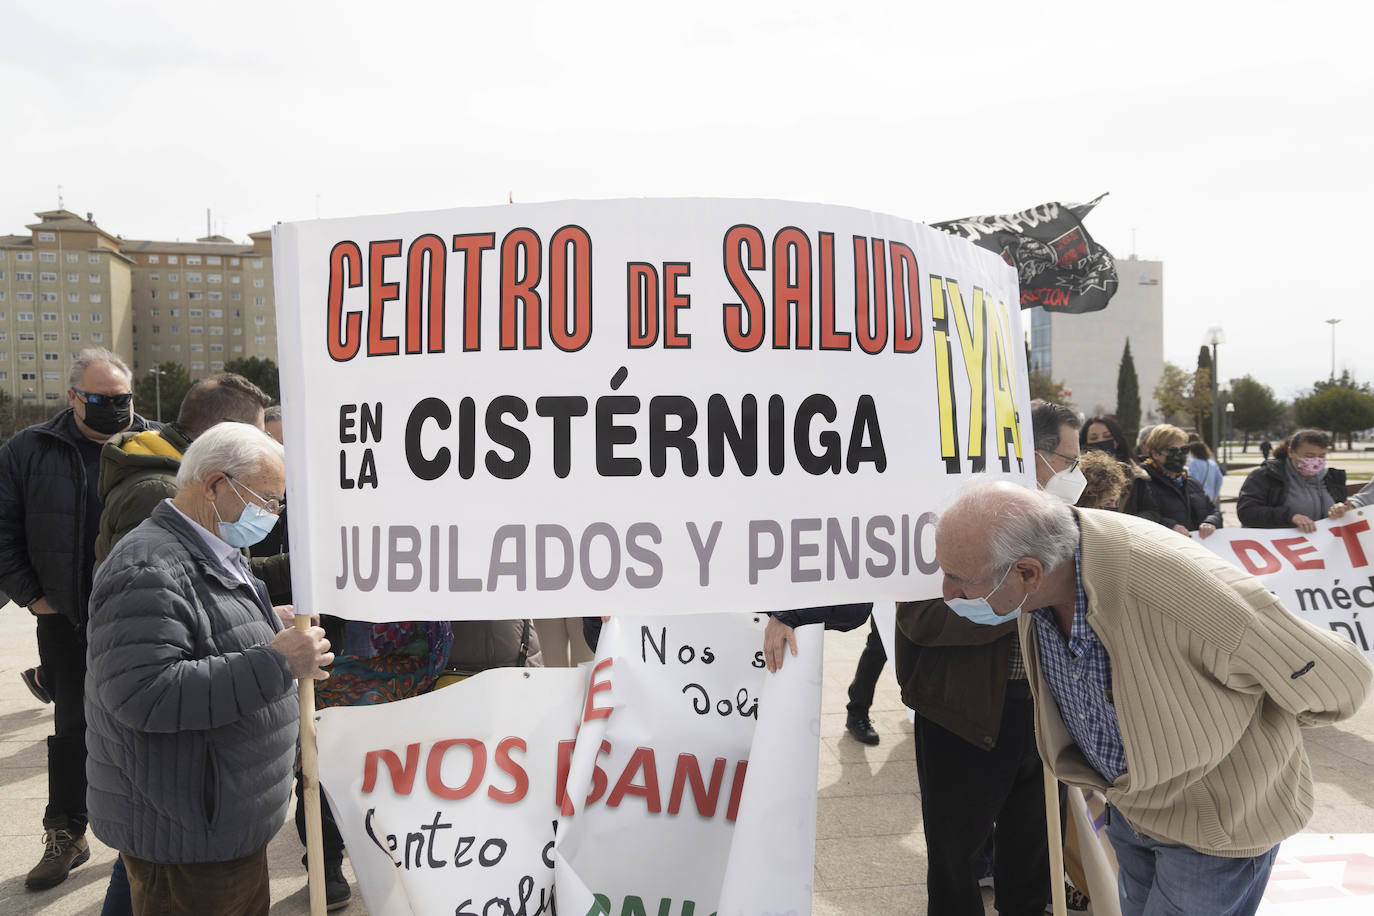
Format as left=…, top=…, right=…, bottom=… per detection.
left=1161, top=447, right=1188, bottom=473
left=1084, top=439, right=1117, bottom=456
left=81, top=400, right=132, bottom=435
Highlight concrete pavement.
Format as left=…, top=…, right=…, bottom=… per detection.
left=2, top=451, right=1372, bottom=914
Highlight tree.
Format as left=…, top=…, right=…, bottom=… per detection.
left=1195, top=345, right=1215, bottom=448
left=1294, top=382, right=1374, bottom=448
left=224, top=356, right=280, bottom=403
left=1028, top=367, right=1074, bottom=410
left=134, top=362, right=194, bottom=424
left=1116, top=339, right=1141, bottom=445
left=1229, top=376, right=1284, bottom=450
left=1153, top=362, right=1211, bottom=428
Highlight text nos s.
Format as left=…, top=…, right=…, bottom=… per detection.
left=929, top=276, right=1024, bottom=474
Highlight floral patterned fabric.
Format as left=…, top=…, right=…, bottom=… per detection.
left=316, top=620, right=452, bottom=708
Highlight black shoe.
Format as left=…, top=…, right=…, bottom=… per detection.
left=324, top=860, right=351, bottom=910
left=845, top=715, right=880, bottom=745
left=21, top=667, right=51, bottom=705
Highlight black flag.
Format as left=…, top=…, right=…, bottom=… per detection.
left=933, top=194, right=1119, bottom=314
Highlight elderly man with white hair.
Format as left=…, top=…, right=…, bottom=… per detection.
left=936, top=480, right=1372, bottom=916
left=85, top=422, right=333, bottom=915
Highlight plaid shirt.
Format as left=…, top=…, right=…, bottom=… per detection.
left=1029, top=547, right=1128, bottom=784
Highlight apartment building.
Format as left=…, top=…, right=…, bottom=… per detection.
left=0, top=209, right=276, bottom=404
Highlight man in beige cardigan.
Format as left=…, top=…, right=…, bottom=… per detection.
left=935, top=480, right=1372, bottom=916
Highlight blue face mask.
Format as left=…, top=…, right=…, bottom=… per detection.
left=946, top=563, right=1027, bottom=626
left=214, top=477, right=280, bottom=548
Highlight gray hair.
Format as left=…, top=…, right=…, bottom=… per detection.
left=69, top=348, right=132, bottom=388
left=176, top=422, right=284, bottom=488
left=954, top=480, right=1079, bottom=580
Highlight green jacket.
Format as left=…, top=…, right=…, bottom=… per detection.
left=95, top=425, right=292, bottom=604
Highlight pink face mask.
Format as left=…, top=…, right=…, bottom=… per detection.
left=1295, top=455, right=1326, bottom=477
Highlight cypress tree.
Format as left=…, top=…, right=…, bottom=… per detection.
left=1117, top=339, right=1141, bottom=444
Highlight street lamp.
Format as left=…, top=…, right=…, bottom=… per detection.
left=1225, top=401, right=1235, bottom=471
left=1205, top=326, right=1225, bottom=451
left=1325, top=318, right=1342, bottom=380
left=151, top=362, right=167, bottom=422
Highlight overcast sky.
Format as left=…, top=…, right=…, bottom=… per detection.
left=3, top=1, right=1368, bottom=401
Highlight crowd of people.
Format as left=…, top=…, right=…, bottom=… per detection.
left=1, top=351, right=1371, bottom=916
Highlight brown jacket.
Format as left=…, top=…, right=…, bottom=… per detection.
left=895, top=598, right=1019, bottom=749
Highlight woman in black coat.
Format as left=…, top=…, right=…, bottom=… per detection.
left=1080, top=414, right=1162, bottom=523
left=1141, top=424, right=1222, bottom=536
left=1237, top=429, right=1347, bottom=532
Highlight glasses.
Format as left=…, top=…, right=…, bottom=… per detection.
left=72, top=388, right=133, bottom=408
left=1038, top=449, right=1080, bottom=472
left=226, top=475, right=282, bottom=515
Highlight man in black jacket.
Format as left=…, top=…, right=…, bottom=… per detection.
left=0, top=348, right=151, bottom=891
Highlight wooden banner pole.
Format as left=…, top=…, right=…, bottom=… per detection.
left=296, top=614, right=326, bottom=916
left=1044, top=763, right=1067, bottom=916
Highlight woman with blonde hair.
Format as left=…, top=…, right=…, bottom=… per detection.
left=1141, top=424, right=1221, bottom=537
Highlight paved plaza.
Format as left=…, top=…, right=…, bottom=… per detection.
left=3, top=451, right=1373, bottom=914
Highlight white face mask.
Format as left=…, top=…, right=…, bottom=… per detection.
left=1038, top=451, right=1088, bottom=505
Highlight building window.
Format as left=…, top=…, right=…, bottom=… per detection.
left=45, top=392, right=61, bottom=401
left=17, top=252, right=33, bottom=260
left=254, top=315, right=266, bottom=325
left=89, top=273, right=100, bottom=283
left=232, top=327, right=242, bottom=336
left=0, top=331, right=5, bottom=340
left=42, top=332, right=58, bottom=342
left=148, top=255, right=160, bottom=264
left=251, top=259, right=263, bottom=269
left=40, top=251, right=56, bottom=262
left=90, top=313, right=102, bottom=323
left=68, top=312, right=80, bottom=322
left=66, top=272, right=78, bottom=282
left=168, top=290, right=179, bottom=300
left=253, top=296, right=264, bottom=306
left=231, top=293, right=241, bottom=301
left=19, top=332, right=34, bottom=341
left=186, top=255, right=201, bottom=265
left=20, top=372, right=36, bottom=381
left=253, top=278, right=265, bottom=288
left=37, top=231, right=55, bottom=242
left=170, top=325, right=180, bottom=334
left=170, top=344, right=181, bottom=353
left=91, top=332, right=102, bottom=341
left=44, top=371, right=60, bottom=381
left=70, top=332, right=80, bottom=341
left=88, top=253, right=99, bottom=263
left=210, top=343, right=224, bottom=352
left=151, top=325, right=160, bottom=334
left=168, top=255, right=178, bottom=265
left=66, top=252, right=78, bottom=263
left=231, top=275, right=240, bottom=284
left=168, top=273, right=178, bottom=281
left=16, top=271, right=33, bottom=281
left=151, top=344, right=161, bottom=352
left=188, top=309, right=203, bottom=318
left=254, top=336, right=266, bottom=345
left=18, top=311, right=34, bottom=321
left=66, top=293, right=79, bottom=303
left=190, top=326, right=203, bottom=335
left=190, top=343, right=204, bottom=352
left=232, top=344, right=243, bottom=353
left=40, top=293, right=58, bottom=302
left=42, top=312, right=58, bottom=321
left=170, top=309, right=180, bottom=317
left=17, top=293, right=35, bottom=302
left=209, top=326, right=223, bottom=336
left=19, top=352, right=35, bottom=361
left=149, top=272, right=160, bottom=280
left=209, top=308, right=222, bottom=318
left=208, top=274, right=221, bottom=284
left=188, top=291, right=203, bottom=301
left=149, top=308, right=160, bottom=316
left=89, top=294, right=102, bottom=303
left=209, top=361, right=224, bottom=370
left=43, top=353, right=60, bottom=361
left=191, top=361, right=204, bottom=370
left=207, top=256, right=221, bottom=266
left=187, top=273, right=202, bottom=283
left=0, top=371, right=7, bottom=381
left=39, top=271, right=56, bottom=282
left=230, top=257, right=240, bottom=266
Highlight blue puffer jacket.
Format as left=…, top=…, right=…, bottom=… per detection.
left=85, top=500, right=298, bottom=864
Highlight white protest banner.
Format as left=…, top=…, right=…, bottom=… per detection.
left=316, top=616, right=825, bottom=916
left=1194, top=509, right=1374, bottom=660
left=273, top=199, right=1030, bottom=620
left=556, top=614, right=823, bottom=916
left=315, top=668, right=585, bottom=916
